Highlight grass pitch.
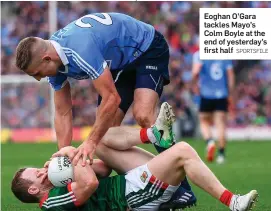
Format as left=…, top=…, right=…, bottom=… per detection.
left=2, top=140, right=271, bottom=211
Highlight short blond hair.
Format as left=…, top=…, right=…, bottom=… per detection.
left=15, top=37, right=38, bottom=71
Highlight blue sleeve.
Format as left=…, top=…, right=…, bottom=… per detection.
left=63, top=34, right=107, bottom=80
left=47, top=73, right=68, bottom=91
left=193, top=51, right=202, bottom=64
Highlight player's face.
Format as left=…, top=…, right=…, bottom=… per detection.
left=22, top=168, right=51, bottom=187
left=27, top=58, right=58, bottom=81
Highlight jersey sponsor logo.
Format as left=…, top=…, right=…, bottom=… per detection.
left=146, top=65, right=158, bottom=70
left=140, top=171, right=148, bottom=183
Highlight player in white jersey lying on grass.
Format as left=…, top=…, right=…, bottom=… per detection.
left=11, top=103, right=258, bottom=211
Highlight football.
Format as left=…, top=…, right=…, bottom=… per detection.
left=48, top=156, right=74, bottom=187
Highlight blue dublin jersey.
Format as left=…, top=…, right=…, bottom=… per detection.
left=193, top=51, right=233, bottom=99
left=48, top=13, right=155, bottom=90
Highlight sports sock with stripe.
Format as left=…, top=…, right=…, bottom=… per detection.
left=220, top=190, right=233, bottom=206
left=140, top=128, right=156, bottom=144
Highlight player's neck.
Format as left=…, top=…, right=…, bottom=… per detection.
left=47, top=40, right=63, bottom=68
left=38, top=185, right=54, bottom=200
left=55, top=58, right=63, bottom=69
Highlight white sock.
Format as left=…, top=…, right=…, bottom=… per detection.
left=147, top=128, right=157, bottom=144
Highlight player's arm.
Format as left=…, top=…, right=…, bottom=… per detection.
left=89, top=67, right=121, bottom=145
left=51, top=147, right=112, bottom=178
left=192, top=52, right=202, bottom=94
left=227, top=63, right=235, bottom=109
left=227, top=67, right=235, bottom=96
left=54, top=82, right=73, bottom=149
left=68, top=36, right=120, bottom=165
left=71, top=157, right=99, bottom=206
left=52, top=146, right=99, bottom=205
left=68, top=37, right=120, bottom=145
left=192, top=63, right=202, bottom=82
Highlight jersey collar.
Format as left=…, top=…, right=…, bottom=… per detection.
left=50, top=40, right=69, bottom=66
left=39, top=193, right=48, bottom=208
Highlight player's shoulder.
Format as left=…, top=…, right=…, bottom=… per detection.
left=50, top=21, right=93, bottom=46
left=40, top=185, right=76, bottom=210
left=222, top=60, right=233, bottom=69
left=108, top=12, right=133, bottom=20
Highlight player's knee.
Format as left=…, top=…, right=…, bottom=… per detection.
left=134, top=113, right=153, bottom=128
left=174, top=142, right=199, bottom=160
left=96, top=143, right=116, bottom=159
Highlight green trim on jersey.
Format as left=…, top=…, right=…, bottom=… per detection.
left=40, top=175, right=127, bottom=211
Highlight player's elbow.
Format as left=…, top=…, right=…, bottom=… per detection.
left=93, top=159, right=112, bottom=178
left=109, top=92, right=121, bottom=108
left=114, top=92, right=121, bottom=106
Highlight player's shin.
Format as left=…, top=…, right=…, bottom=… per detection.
left=183, top=149, right=227, bottom=200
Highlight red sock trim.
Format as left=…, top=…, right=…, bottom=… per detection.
left=220, top=190, right=233, bottom=207
left=140, top=128, right=150, bottom=143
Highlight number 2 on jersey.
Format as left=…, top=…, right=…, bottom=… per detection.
left=75, top=13, right=112, bottom=28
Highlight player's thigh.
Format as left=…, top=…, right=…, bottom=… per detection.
left=96, top=144, right=154, bottom=174
left=199, top=98, right=214, bottom=123
left=146, top=142, right=198, bottom=186
left=133, top=88, right=160, bottom=125
left=125, top=164, right=179, bottom=210
left=133, top=72, right=164, bottom=126
left=132, top=30, right=170, bottom=127
left=214, top=98, right=228, bottom=132
left=199, top=112, right=213, bottom=125
left=97, top=69, right=136, bottom=122
left=199, top=97, right=215, bottom=124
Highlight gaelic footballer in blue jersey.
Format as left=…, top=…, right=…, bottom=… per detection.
left=192, top=51, right=235, bottom=164
left=15, top=12, right=168, bottom=160
left=15, top=12, right=196, bottom=207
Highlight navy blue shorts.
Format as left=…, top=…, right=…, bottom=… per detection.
left=98, top=30, right=170, bottom=114
left=199, top=97, right=228, bottom=112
